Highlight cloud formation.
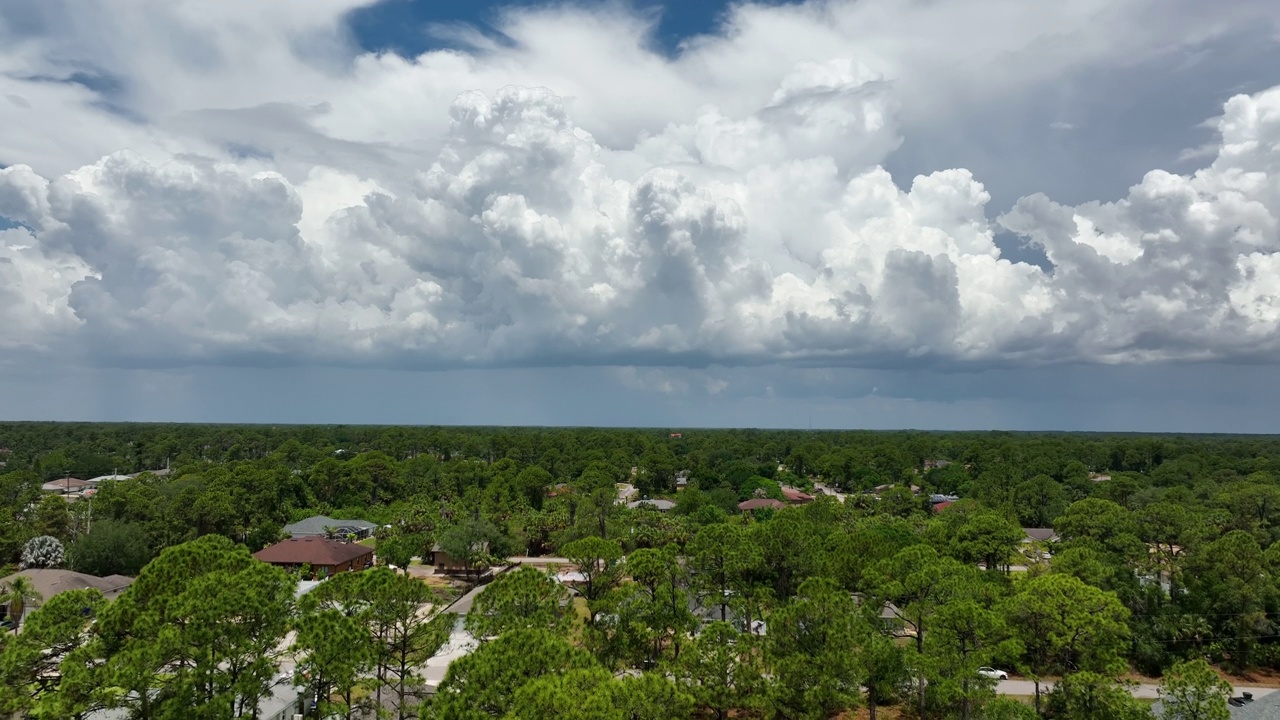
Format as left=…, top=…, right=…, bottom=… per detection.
left=2, top=0, right=1280, bottom=373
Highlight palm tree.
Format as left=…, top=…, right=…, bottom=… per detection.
left=2, top=576, right=43, bottom=632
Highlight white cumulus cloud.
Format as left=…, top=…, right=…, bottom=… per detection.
left=2, top=0, right=1280, bottom=374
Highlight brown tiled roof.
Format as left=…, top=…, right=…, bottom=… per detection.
left=780, top=486, right=815, bottom=504
left=253, top=538, right=373, bottom=566
left=739, top=498, right=787, bottom=511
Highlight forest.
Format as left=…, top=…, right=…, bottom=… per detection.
left=2, top=422, right=1280, bottom=719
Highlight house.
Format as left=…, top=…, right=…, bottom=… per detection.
left=430, top=542, right=491, bottom=574
left=931, top=500, right=955, bottom=514
left=87, top=474, right=132, bottom=484
left=780, top=486, right=815, bottom=505
left=669, top=433, right=683, bottom=439
left=627, top=498, right=676, bottom=512
left=676, top=472, right=689, bottom=491
left=738, top=498, right=787, bottom=512
left=1090, top=473, right=1112, bottom=483
left=253, top=538, right=373, bottom=578
left=1151, top=689, right=1280, bottom=718
left=546, top=482, right=571, bottom=498
left=283, top=515, right=377, bottom=540
left=41, top=477, right=93, bottom=496
left=1, top=569, right=134, bottom=624
left=1023, top=528, right=1059, bottom=544
left=924, top=459, right=953, bottom=471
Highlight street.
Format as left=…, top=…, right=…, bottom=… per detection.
left=996, top=679, right=1277, bottom=700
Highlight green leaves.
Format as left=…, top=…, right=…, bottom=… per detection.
left=1158, top=659, right=1232, bottom=720
left=559, top=536, right=624, bottom=603
left=1046, top=672, right=1154, bottom=720
left=433, top=629, right=597, bottom=720
left=1000, top=572, right=1131, bottom=703
left=96, top=534, right=295, bottom=718
left=465, top=566, right=570, bottom=640
left=0, top=588, right=106, bottom=718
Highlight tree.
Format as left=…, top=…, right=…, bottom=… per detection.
left=1, top=575, right=42, bottom=632
left=378, top=532, right=419, bottom=575
left=1182, top=530, right=1275, bottom=670
left=928, top=600, right=1014, bottom=720
left=20, top=535, right=65, bottom=569
left=625, top=545, right=697, bottom=666
left=0, top=588, right=108, bottom=719
left=361, top=568, right=451, bottom=719
left=29, top=495, right=72, bottom=541
left=860, top=631, right=910, bottom=720
left=677, top=622, right=764, bottom=720
left=466, top=566, right=569, bottom=640
left=1158, top=659, right=1231, bottom=720
left=292, top=608, right=374, bottom=720
left=67, top=519, right=151, bottom=577
left=438, top=518, right=506, bottom=583
left=1045, top=672, right=1153, bottom=720
left=869, top=544, right=978, bottom=716
left=559, top=536, right=624, bottom=604
left=980, top=696, right=1040, bottom=719
left=96, top=534, right=294, bottom=719
left=1000, top=573, right=1131, bottom=714
left=1013, top=474, right=1068, bottom=528
left=951, top=513, right=1023, bottom=572
left=686, top=523, right=761, bottom=623
left=766, top=577, right=864, bottom=719
left=432, top=629, right=598, bottom=720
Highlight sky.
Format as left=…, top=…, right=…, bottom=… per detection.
left=2, top=0, right=1280, bottom=432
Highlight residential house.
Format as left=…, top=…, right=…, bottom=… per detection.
left=1023, top=528, right=1059, bottom=544
left=931, top=500, right=956, bottom=514
left=780, top=486, right=815, bottom=505
left=253, top=538, right=373, bottom=578
left=1, top=569, right=134, bottom=625
left=738, top=498, right=786, bottom=511
left=283, top=515, right=377, bottom=540
left=41, top=477, right=93, bottom=497
left=676, top=471, right=689, bottom=491
left=430, top=542, right=491, bottom=575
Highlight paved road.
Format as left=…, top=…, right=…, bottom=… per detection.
left=997, top=679, right=1277, bottom=700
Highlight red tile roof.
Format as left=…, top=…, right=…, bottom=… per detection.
left=253, top=538, right=373, bottom=567
left=780, top=486, right=815, bottom=504
left=931, top=500, right=955, bottom=513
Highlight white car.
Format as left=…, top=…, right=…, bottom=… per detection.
left=978, top=667, right=1008, bottom=680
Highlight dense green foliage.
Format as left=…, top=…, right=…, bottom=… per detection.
left=4, top=423, right=1280, bottom=718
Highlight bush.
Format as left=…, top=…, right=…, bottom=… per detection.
left=20, top=535, right=65, bottom=569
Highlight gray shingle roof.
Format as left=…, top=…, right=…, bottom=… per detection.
left=283, top=515, right=376, bottom=536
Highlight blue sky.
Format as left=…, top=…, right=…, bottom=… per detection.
left=2, top=0, right=1280, bottom=432
left=347, top=0, right=746, bottom=57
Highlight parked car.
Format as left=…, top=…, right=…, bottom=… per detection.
left=978, top=667, right=1008, bottom=680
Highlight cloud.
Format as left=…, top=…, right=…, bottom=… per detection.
left=3, top=0, right=1280, bottom=375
